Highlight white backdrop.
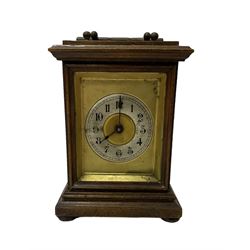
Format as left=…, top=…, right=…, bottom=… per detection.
left=0, top=0, right=250, bottom=249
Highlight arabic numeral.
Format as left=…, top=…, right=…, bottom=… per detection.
left=104, top=145, right=109, bottom=153
left=127, top=147, right=133, bottom=155
left=105, top=104, right=110, bottom=112
left=96, top=112, right=103, bottom=121
left=116, top=150, right=122, bottom=157
left=137, top=113, right=143, bottom=122
left=136, top=138, right=142, bottom=146
left=92, top=126, right=99, bottom=133
left=140, top=125, right=146, bottom=134
left=116, top=100, right=123, bottom=109
left=96, top=137, right=102, bottom=144
left=131, top=104, right=133, bottom=112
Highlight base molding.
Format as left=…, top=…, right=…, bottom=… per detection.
left=55, top=184, right=182, bottom=222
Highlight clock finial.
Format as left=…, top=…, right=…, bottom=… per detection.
left=83, top=31, right=91, bottom=40
left=151, top=32, right=159, bottom=41
left=144, top=32, right=159, bottom=41
left=143, top=32, right=151, bottom=41
left=91, top=31, right=98, bottom=40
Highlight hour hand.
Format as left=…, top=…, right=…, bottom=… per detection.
left=100, top=130, right=116, bottom=143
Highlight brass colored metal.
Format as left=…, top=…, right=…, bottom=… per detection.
left=103, top=113, right=135, bottom=146
left=80, top=174, right=159, bottom=182
left=74, top=72, right=167, bottom=182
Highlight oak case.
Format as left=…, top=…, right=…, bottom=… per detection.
left=49, top=33, right=193, bottom=221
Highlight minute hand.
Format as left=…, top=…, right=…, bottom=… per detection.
left=118, top=95, right=123, bottom=125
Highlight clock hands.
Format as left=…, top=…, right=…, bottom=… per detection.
left=116, top=95, right=124, bottom=134
left=100, top=122, right=124, bottom=143
left=118, top=95, right=123, bottom=125
left=100, top=96, right=124, bottom=144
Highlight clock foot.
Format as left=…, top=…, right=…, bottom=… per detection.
left=161, top=218, right=180, bottom=223
left=57, top=216, right=77, bottom=221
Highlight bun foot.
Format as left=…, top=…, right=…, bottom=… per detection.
left=57, top=216, right=77, bottom=221
left=161, top=218, right=180, bottom=223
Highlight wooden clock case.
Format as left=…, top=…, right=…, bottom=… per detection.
left=49, top=32, right=193, bottom=222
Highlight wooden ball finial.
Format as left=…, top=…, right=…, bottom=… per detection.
left=144, top=32, right=151, bottom=41
left=91, top=31, right=98, bottom=40
left=83, top=31, right=91, bottom=40
left=151, top=32, right=159, bottom=41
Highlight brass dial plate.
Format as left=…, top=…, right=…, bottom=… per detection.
left=74, top=72, right=167, bottom=182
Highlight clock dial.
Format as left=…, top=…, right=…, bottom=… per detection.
left=85, top=94, right=153, bottom=162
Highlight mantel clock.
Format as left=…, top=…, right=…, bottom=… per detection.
left=49, top=31, right=194, bottom=222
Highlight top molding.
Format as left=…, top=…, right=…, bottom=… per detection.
left=48, top=35, right=194, bottom=63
